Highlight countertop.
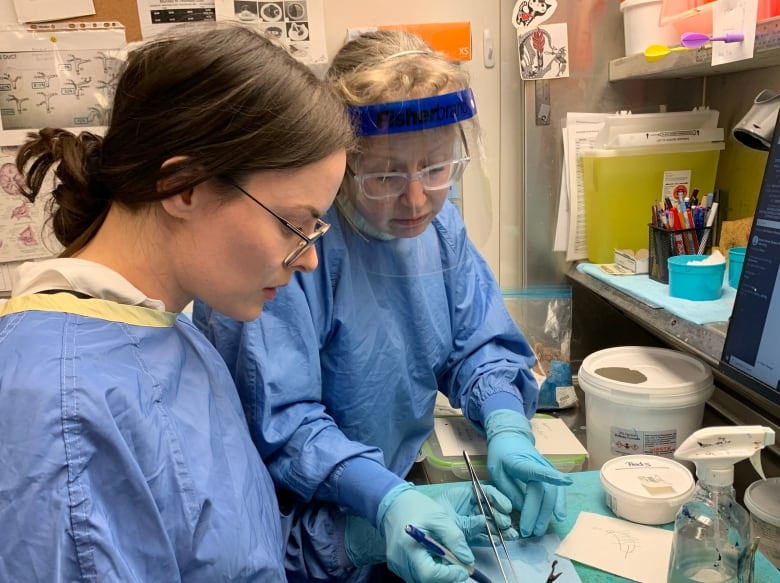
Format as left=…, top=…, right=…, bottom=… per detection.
left=409, top=387, right=780, bottom=580
left=420, top=471, right=780, bottom=582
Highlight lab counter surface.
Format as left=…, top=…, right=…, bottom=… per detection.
left=406, top=390, right=780, bottom=581
left=420, top=471, right=780, bottom=582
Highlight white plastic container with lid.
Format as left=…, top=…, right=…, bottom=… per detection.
left=600, top=454, right=694, bottom=525
left=620, top=0, right=680, bottom=56
left=578, top=346, right=714, bottom=469
left=744, top=477, right=780, bottom=569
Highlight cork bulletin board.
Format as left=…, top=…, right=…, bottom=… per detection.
left=70, top=0, right=142, bottom=43
left=0, top=1, right=141, bottom=291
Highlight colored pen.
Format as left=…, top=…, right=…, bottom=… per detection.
left=696, top=202, right=719, bottom=255
left=404, top=524, right=493, bottom=583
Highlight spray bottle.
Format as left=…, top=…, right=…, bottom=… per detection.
left=667, top=425, right=775, bottom=583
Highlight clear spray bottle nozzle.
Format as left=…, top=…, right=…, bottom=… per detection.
left=673, top=426, right=775, bottom=487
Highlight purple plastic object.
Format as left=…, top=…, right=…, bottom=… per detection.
left=680, top=32, right=745, bottom=49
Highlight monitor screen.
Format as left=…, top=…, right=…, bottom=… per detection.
left=719, top=115, right=780, bottom=412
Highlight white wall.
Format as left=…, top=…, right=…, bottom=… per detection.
left=320, top=1, right=512, bottom=282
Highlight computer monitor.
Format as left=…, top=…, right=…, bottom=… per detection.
left=719, top=114, right=780, bottom=415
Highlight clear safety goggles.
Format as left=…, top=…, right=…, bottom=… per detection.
left=341, top=88, right=492, bottom=247
left=347, top=124, right=471, bottom=201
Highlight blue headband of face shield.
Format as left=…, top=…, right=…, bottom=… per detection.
left=348, top=88, right=477, bottom=136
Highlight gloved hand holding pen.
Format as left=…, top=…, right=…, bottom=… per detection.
left=344, top=481, right=518, bottom=582
left=485, top=409, right=573, bottom=537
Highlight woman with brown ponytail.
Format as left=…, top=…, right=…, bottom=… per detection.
left=0, top=22, right=352, bottom=582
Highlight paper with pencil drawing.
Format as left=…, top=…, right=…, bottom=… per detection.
left=555, top=512, right=673, bottom=583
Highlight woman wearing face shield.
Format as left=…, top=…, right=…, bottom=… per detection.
left=195, top=30, right=572, bottom=583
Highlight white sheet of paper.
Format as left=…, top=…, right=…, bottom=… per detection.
left=564, top=112, right=608, bottom=262
left=0, top=261, right=19, bottom=293
left=556, top=512, right=673, bottom=583
left=0, top=3, right=18, bottom=23
left=712, top=0, right=757, bottom=66
left=434, top=416, right=486, bottom=457
left=554, top=125, right=569, bottom=252
left=433, top=415, right=587, bottom=458
left=13, top=0, right=94, bottom=24
left=532, top=417, right=588, bottom=456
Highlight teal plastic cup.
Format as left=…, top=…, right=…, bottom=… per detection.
left=728, top=247, right=747, bottom=288
left=668, top=255, right=725, bottom=301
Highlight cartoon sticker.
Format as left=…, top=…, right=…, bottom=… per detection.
left=518, top=22, right=569, bottom=80
left=512, top=0, right=558, bottom=29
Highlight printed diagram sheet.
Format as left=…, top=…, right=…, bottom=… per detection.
left=0, top=24, right=126, bottom=146
left=136, top=0, right=217, bottom=41
left=0, top=147, right=59, bottom=269
left=214, top=0, right=327, bottom=65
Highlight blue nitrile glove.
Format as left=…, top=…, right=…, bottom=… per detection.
left=379, top=482, right=474, bottom=582
left=418, top=483, right=519, bottom=546
left=485, top=409, right=573, bottom=537
left=344, top=482, right=518, bottom=569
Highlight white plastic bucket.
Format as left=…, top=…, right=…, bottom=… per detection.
left=579, top=346, right=714, bottom=469
left=744, top=477, right=780, bottom=569
left=620, top=0, right=681, bottom=56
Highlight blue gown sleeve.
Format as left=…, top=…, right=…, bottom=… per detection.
left=193, top=264, right=394, bottom=510
left=278, top=492, right=379, bottom=583
left=433, top=205, right=539, bottom=426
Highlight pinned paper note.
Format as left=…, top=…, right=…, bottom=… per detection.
left=13, top=0, right=95, bottom=24
left=712, top=0, right=757, bottom=66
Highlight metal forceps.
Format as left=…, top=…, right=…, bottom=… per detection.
left=462, top=451, right=520, bottom=583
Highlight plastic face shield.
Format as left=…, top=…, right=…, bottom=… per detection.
left=343, top=89, right=489, bottom=242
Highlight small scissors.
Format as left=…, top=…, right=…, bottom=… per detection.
left=546, top=559, right=562, bottom=582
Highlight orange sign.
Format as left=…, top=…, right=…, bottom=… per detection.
left=377, top=22, right=472, bottom=61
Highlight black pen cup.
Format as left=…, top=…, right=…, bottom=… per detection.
left=648, top=224, right=713, bottom=284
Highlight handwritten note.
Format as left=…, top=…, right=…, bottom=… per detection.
left=555, top=512, right=673, bottom=583
left=712, top=0, right=758, bottom=66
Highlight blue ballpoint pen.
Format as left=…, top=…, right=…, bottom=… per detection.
left=404, top=524, right=493, bottom=583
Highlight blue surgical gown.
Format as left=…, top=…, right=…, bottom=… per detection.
left=0, top=292, right=286, bottom=582
left=194, top=201, right=537, bottom=580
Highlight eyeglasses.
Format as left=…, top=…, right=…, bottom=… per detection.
left=231, top=182, right=330, bottom=267
left=348, top=157, right=470, bottom=201
left=348, top=125, right=471, bottom=201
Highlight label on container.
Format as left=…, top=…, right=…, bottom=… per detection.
left=661, top=170, right=691, bottom=204
left=609, top=426, right=678, bottom=458
left=555, top=385, right=578, bottom=408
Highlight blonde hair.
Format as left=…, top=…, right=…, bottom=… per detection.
left=326, top=30, right=470, bottom=106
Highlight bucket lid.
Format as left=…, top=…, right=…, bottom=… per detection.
left=579, top=346, right=713, bottom=406
left=600, top=454, right=694, bottom=502
left=619, top=0, right=664, bottom=11
left=745, top=477, right=780, bottom=527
